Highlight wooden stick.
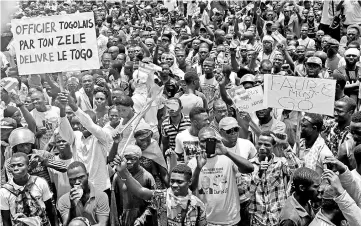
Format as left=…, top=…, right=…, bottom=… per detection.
left=58, top=72, right=65, bottom=92
left=295, top=111, right=302, bottom=157
left=118, top=86, right=164, bottom=155
left=119, top=114, right=143, bottom=156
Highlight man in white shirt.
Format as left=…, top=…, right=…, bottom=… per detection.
left=188, top=126, right=254, bottom=225
left=298, top=24, right=315, bottom=50
left=59, top=92, right=112, bottom=193
left=199, top=58, right=220, bottom=114
left=219, top=117, right=257, bottom=225
left=30, top=91, right=60, bottom=150
left=295, top=113, right=334, bottom=176
left=174, top=107, right=209, bottom=163
left=0, top=152, right=56, bottom=226
left=75, top=74, right=95, bottom=112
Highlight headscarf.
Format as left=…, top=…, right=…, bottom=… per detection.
left=262, top=35, right=275, bottom=45
left=345, top=48, right=361, bottom=57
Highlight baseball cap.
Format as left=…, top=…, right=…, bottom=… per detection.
left=219, top=117, right=239, bottom=131
left=1, top=118, right=17, bottom=129
left=306, top=57, right=322, bottom=67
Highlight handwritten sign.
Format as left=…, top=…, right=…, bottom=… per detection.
left=264, top=75, right=336, bottom=115
left=11, top=12, right=99, bottom=75
left=227, top=85, right=265, bottom=113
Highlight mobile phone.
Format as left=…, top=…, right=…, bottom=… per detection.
left=206, top=138, right=217, bottom=155
left=281, top=64, right=290, bottom=70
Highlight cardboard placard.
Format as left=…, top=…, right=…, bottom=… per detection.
left=227, top=85, right=265, bottom=113
left=264, top=74, right=336, bottom=115
left=11, top=12, right=99, bottom=75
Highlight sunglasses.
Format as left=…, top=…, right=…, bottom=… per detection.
left=221, top=127, right=240, bottom=134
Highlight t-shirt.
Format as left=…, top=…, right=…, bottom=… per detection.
left=174, top=129, right=200, bottom=163
left=57, top=184, right=110, bottom=225
left=0, top=176, right=52, bottom=225
left=48, top=156, right=73, bottom=201
left=188, top=155, right=241, bottom=225
left=179, top=93, right=203, bottom=116
left=226, top=138, right=257, bottom=160
left=226, top=139, right=257, bottom=203
left=30, top=106, right=60, bottom=149
left=199, top=75, right=220, bottom=113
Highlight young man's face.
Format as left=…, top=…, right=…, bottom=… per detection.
left=305, top=177, right=321, bottom=202
left=9, top=157, right=28, bottom=179
left=68, top=166, right=88, bottom=189
left=170, top=172, right=190, bottom=196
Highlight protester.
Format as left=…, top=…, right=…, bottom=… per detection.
left=1, top=152, right=57, bottom=226
left=57, top=161, right=110, bottom=226
left=2, top=1, right=361, bottom=225
left=188, top=126, right=254, bottom=225
left=114, top=158, right=207, bottom=226
left=248, top=131, right=302, bottom=226
left=279, top=167, right=321, bottom=226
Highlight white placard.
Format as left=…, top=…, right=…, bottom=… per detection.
left=11, top=12, right=100, bottom=75
left=227, top=85, right=265, bottom=113
left=264, top=74, right=336, bottom=115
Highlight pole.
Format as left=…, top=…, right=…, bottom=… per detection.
left=58, top=72, right=65, bottom=92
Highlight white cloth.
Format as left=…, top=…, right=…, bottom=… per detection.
left=75, top=88, right=94, bottom=112
left=342, top=0, right=361, bottom=25
left=97, top=34, right=108, bottom=65
left=320, top=0, right=341, bottom=25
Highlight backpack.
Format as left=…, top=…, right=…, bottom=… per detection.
left=2, top=176, right=50, bottom=226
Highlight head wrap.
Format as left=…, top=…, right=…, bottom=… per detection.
left=345, top=48, right=361, bottom=57
left=123, top=144, right=142, bottom=157
left=134, top=122, right=153, bottom=139
left=262, top=35, right=274, bottom=45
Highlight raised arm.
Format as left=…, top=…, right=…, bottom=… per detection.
left=57, top=93, right=75, bottom=146
left=67, top=93, right=111, bottom=145
left=9, top=92, right=36, bottom=133
left=114, top=155, right=154, bottom=200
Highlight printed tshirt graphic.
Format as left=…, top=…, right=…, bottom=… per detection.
left=183, top=141, right=200, bottom=161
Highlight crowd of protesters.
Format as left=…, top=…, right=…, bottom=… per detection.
left=1, top=0, right=361, bottom=226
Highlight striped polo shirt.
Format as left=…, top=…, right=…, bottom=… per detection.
left=161, top=114, right=191, bottom=150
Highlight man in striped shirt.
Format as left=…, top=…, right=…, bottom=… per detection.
left=161, top=98, right=191, bottom=154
